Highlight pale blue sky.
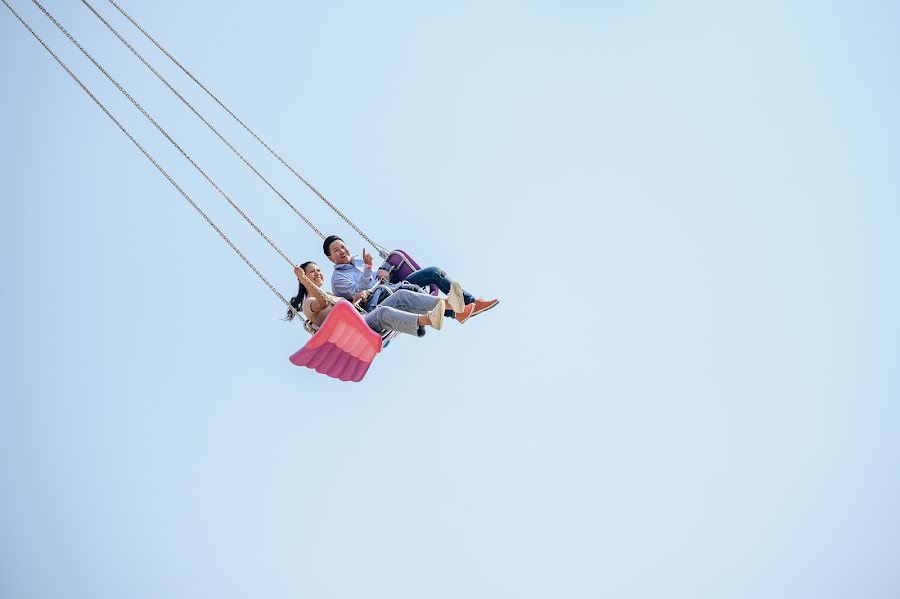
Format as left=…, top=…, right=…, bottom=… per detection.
left=2, top=1, right=899, bottom=598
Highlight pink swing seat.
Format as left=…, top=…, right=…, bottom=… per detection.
left=289, top=300, right=383, bottom=382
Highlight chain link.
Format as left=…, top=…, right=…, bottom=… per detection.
left=32, top=0, right=296, bottom=270
left=80, top=0, right=326, bottom=241
left=2, top=0, right=304, bottom=323
left=105, top=0, right=389, bottom=259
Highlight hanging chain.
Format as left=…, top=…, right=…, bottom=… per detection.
left=2, top=0, right=303, bottom=322
left=31, top=0, right=295, bottom=270
left=105, top=0, right=389, bottom=259
left=80, top=0, right=325, bottom=241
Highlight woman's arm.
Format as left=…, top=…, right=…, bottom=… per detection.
left=294, top=266, right=334, bottom=313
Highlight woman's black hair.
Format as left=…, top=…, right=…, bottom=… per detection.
left=285, top=261, right=316, bottom=321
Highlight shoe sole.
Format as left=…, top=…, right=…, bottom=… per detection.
left=471, top=300, right=499, bottom=317
left=456, top=305, right=475, bottom=324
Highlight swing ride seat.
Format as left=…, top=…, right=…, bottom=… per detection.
left=289, top=300, right=386, bottom=382
left=384, top=249, right=439, bottom=296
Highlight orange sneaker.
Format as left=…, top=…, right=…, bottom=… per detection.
left=471, top=298, right=499, bottom=317
left=454, top=303, right=476, bottom=324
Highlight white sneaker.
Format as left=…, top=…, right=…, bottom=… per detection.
left=446, top=281, right=465, bottom=313
left=427, top=299, right=446, bottom=330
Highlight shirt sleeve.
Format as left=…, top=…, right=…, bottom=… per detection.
left=359, top=263, right=375, bottom=289
left=331, top=269, right=358, bottom=299
left=332, top=261, right=376, bottom=298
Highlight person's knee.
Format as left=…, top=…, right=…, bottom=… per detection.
left=365, top=309, right=384, bottom=328
left=423, top=266, right=446, bottom=281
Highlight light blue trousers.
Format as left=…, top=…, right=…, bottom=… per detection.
left=364, top=289, right=441, bottom=336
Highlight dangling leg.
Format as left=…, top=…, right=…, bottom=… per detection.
left=404, top=266, right=498, bottom=323
left=365, top=299, right=446, bottom=337
left=378, top=289, right=441, bottom=314
left=404, top=266, right=476, bottom=309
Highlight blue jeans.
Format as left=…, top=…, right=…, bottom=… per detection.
left=364, top=289, right=441, bottom=336
left=404, top=266, right=476, bottom=316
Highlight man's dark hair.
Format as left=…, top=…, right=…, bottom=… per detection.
left=323, top=235, right=343, bottom=257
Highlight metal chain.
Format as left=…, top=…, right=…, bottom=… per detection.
left=105, top=0, right=389, bottom=258
left=2, top=0, right=303, bottom=322
left=30, top=0, right=295, bottom=268
left=80, top=0, right=325, bottom=241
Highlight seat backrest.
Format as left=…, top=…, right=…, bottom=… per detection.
left=385, top=249, right=421, bottom=282
left=384, top=249, right=438, bottom=295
